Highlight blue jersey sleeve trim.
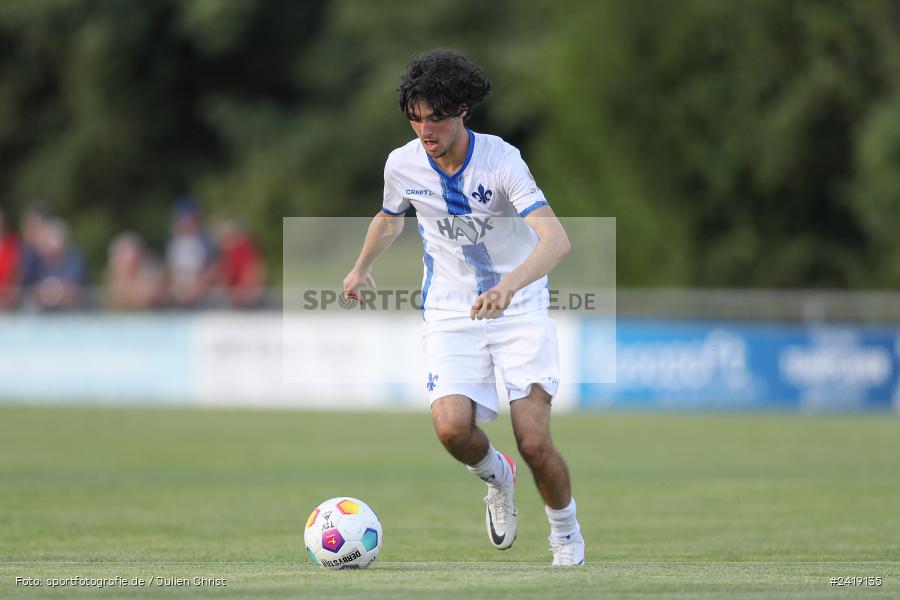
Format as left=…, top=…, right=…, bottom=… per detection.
left=381, top=206, right=406, bottom=216
left=518, top=200, right=549, bottom=218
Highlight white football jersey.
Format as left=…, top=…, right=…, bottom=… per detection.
left=382, top=129, right=551, bottom=321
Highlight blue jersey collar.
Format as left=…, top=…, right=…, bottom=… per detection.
left=426, top=129, right=474, bottom=180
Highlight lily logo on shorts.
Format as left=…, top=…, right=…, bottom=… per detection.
left=426, top=372, right=439, bottom=392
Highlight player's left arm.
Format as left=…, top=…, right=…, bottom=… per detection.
left=470, top=204, right=570, bottom=320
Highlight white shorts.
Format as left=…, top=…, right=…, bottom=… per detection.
left=422, top=309, right=560, bottom=423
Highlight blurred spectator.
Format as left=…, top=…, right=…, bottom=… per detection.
left=214, top=218, right=267, bottom=309
left=19, top=203, right=47, bottom=291
left=105, top=231, right=164, bottom=310
left=165, top=196, right=217, bottom=309
left=0, top=209, right=20, bottom=309
left=28, top=217, right=87, bottom=311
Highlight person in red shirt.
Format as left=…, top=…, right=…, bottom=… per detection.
left=0, top=209, right=20, bottom=310
left=215, top=218, right=266, bottom=309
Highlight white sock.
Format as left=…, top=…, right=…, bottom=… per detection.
left=546, top=497, right=579, bottom=540
left=466, top=444, right=512, bottom=488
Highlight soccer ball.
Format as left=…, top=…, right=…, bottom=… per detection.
left=304, top=497, right=383, bottom=569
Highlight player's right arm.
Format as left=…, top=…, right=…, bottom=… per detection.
left=342, top=211, right=405, bottom=300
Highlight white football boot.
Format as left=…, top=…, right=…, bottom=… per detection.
left=550, top=528, right=586, bottom=566
left=484, top=452, right=518, bottom=549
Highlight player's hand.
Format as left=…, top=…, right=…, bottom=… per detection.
left=470, top=285, right=514, bottom=320
left=342, top=267, right=376, bottom=301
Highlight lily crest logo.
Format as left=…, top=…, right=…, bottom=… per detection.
left=472, top=184, right=493, bottom=204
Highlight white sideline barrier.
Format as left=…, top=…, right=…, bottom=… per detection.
left=0, top=312, right=580, bottom=414
left=195, top=312, right=579, bottom=413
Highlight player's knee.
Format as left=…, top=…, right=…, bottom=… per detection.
left=434, top=419, right=472, bottom=450
left=516, top=434, right=552, bottom=467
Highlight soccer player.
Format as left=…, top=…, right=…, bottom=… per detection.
left=343, top=49, right=584, bottom=565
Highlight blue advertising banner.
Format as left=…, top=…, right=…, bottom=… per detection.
left=579, top=319, right=900, bottom=411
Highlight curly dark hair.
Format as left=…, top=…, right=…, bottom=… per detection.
left=398, top=49, right=491, bottom=122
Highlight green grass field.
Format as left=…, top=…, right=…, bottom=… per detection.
left=1, top=406, right=899, bottom=598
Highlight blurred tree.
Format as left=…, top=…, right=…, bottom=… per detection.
left=846, top=2, right=900, bottom=287
left=533, top=0, right=900, bottom=287
left=0, top=0, right=898, bottom=288
left=193, top=0, right=557, bottom=276
left=0, top=0, right=327, bottom=276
